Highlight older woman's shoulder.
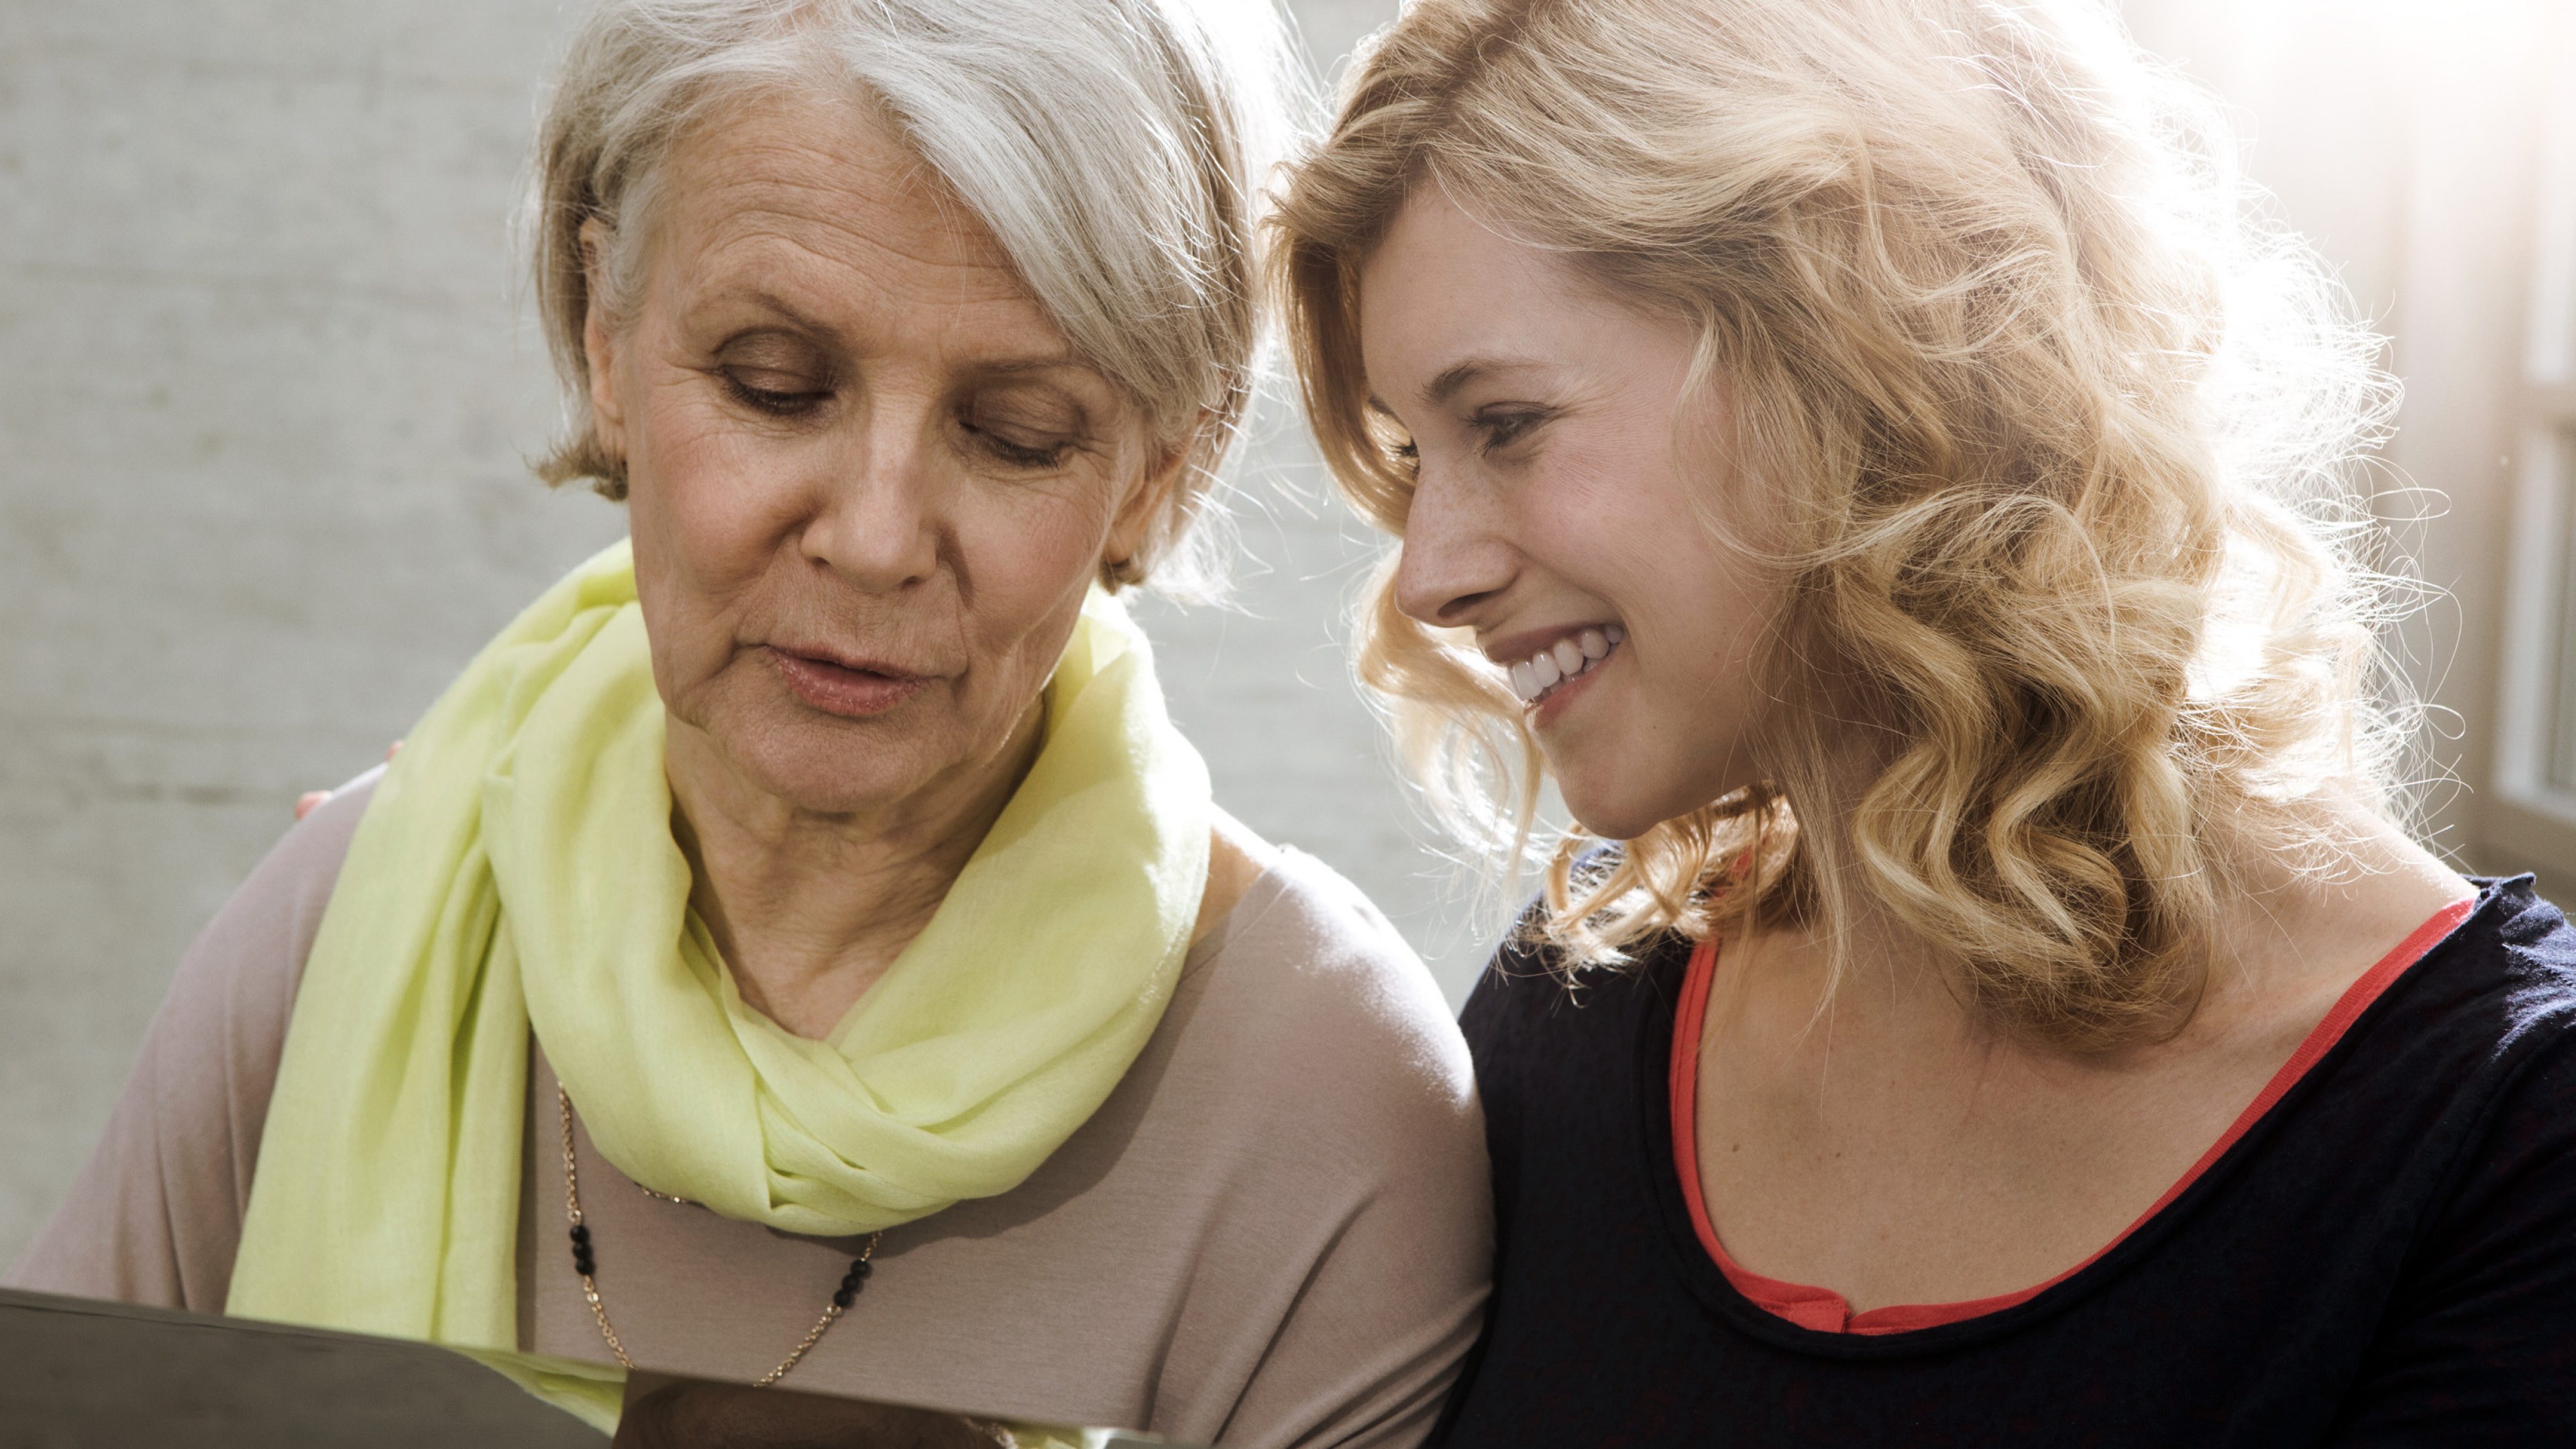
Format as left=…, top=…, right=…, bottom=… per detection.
left=142, top=760, right=382, bottom=1105
left=2, top=765, right=382, bottom=1306
left=241, top=766, right=383, bottom=983
left=157, top=763, right=385, bottom=1095
left=1172, top=845, right=1475, bottom=1119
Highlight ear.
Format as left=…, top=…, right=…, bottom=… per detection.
left=1104, top=413, right=1209, bottom=574
left=578, top=217, right=629, bottom=460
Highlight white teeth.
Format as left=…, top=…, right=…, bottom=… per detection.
left=1501, top=626, right=1624, bottom=708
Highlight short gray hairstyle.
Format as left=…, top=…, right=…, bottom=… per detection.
left=531, top=0, right=1302, bottom=595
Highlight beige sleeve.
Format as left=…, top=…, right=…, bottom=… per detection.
left=1217, top=1090, right=1495, bottom=1449
left=2, top=774, right=378, bottom=1311
left=1163, top=858, right=1496, bottom=1449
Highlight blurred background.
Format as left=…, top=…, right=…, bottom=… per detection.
left=1, top=0, right=2569, bottom=1265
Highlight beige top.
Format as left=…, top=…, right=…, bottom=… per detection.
left=6, top=777, right=1493, bottom=1447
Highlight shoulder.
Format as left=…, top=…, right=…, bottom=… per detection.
left=142, top=765, right=386, bottom=1125
left=1179, top=847, right=1479, bottom=1142
left=2327, top=881, right=2576, bottom=1434
left=2393, top=875, right=2576, bottom=1064
left=2416, top=875, right=2576, bottom=1136
left=2323, top=876, right=2576, bottom=1236
left=128, top=764, right=384, bottom=1152
left=1, top=766, right=382, bottom=1306
left=1118, top=852, right=1493, bottom=1449
left=2461, top=874, right=2576, bottom=1007
left=1448, top=887, right=1693, bottom=1218
left=203, top=767, right=383, bottom=1006
left=1458, top=890, right=1686, bottom=1070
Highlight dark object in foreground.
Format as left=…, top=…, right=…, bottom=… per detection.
left=0, top=1286, right=1189, bottom=1448
left=615, top=1375, right=998, bottom=1448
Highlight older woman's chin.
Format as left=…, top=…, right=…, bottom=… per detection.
left=686, top=668, right=1067, bottom=835
left=664, top=695, right=949, bottom=820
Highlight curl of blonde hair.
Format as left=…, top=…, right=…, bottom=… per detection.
left=1271, top=0, right=2414, bottom=1049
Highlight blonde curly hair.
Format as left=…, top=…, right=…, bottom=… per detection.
left=1271, top=0, right=2416, bottom=1049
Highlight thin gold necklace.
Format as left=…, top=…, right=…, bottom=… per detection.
left=558, top=1085, right=881, bottom=1387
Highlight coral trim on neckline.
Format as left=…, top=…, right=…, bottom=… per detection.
left=1666, top=897, right=2475, bottom=1335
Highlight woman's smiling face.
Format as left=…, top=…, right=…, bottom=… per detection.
left=1357, top=190, right=1779, bottom=840
left=587, top=93, right=1169, bottom=820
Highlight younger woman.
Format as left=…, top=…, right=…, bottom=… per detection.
left=1273, top=0, right=2576, bottom=1442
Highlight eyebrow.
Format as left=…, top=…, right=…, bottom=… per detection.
left=708, top=286, right=1085, bottom=377
left=1371, top=354, right=1554, bottom=415
left=714, top=286, right=835, bottom=336
left=970, top=354, right=1089, bottom=380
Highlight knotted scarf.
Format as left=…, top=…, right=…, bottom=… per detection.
left=227, top=539, right=1210, bottom=1430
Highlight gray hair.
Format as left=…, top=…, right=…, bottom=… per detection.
left=531, top=0, right=1303, bottom=596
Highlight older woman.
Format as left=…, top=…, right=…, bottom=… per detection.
left=5, top=0, right=1491, bottom=1442
left=1273, top=0, right=2576, bottom=1444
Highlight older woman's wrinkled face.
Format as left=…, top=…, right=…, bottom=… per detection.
left=587, top=94, right=1167, bottom=820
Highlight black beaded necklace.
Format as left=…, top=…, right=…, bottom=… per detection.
left=558, top=1085, right=881, bottom=1386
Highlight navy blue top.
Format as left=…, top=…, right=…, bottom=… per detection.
left=1432, top=875, right=2576, bottom=1447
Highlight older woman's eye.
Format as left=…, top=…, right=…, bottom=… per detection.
left=964, top=421, right=1073, bottom=470
left=720, top=368, right=830, bottom=417
left=959, top=396, right=1079, bottom=470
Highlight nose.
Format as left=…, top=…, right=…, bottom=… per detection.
left=800, top=411, right=942, bottom=592
left=1392, top=462, right=1514, bottom=629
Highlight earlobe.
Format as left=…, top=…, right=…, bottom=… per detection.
left=1104, top=418, right=1205, bottom=571
left=578, top=217, right=627, bottom=458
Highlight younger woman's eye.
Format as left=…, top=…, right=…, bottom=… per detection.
left=1474, top=409, right=1548, bottom=453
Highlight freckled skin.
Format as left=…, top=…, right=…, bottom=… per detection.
left=1358, top=191, right=1778, bottom=841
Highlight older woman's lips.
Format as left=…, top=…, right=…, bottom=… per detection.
left=767, top=647, right=931, bottom=718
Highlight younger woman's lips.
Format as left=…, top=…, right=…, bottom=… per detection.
left=1529, top=644, right=1611, bottom=728
left=767, top=647, right=930, bottom=718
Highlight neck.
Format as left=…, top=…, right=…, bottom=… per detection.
left=663, top=700, right=1046, bottom=1039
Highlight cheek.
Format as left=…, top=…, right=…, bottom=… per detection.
left=624, top=394, right=812, bottom=694
left=1523, top=431, right=1710, bottom=610
left=1528, top=449, right=1776, bottom=830
left=949, top=479, right=1122, bottom=648
left=633, top=392, right=803, bottom=563
left=1621, top=529, right=1771, bottom=724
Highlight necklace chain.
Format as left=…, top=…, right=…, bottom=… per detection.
left=558, top=1084, right=880, bottom=1387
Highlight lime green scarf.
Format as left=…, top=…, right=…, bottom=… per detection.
left=227, top=539, right=1210, bottom=1403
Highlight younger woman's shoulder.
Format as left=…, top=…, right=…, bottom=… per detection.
left=2414, top=875, right=2576, bottom=1050
left=1459, top=896, right=1688, bottom=1048
left=2471, top=873, right=2576, bottom=977
left=2394, top=878, right=2576, bottom=1158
